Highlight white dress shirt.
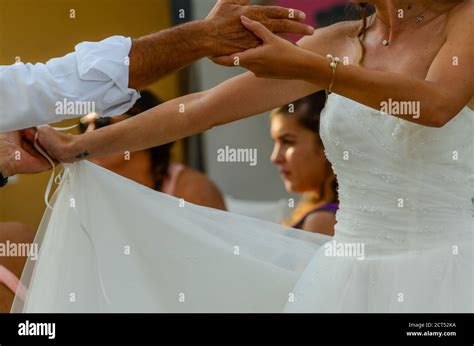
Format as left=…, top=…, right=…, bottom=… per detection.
left=0, top=36, right=140, bottom=132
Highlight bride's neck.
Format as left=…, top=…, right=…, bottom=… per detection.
left=362, top=0, right=449, bottom=42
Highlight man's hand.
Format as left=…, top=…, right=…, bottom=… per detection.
left=128, top=0, right=313, bottom=89
left=206, top=0, right=314, bottom=57
left=212, top=16, right=316, bottom=80
left=0, top=130, right=51, bottom=177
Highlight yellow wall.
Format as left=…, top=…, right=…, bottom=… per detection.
left=0, top=0, right=180, bottom=228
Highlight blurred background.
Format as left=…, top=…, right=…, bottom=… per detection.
left=0, top=0, right=361, bottom=230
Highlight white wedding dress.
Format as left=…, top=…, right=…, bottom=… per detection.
left=12, top=93, right=473, bottom=313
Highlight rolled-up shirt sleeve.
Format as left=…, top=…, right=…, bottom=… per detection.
left=0, top=35, right=140, bottom=132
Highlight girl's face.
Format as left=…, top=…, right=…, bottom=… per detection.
left=270, top=114, right=329, bottom=194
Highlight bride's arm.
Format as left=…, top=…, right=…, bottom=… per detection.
left=327, top=7, right=473, bottom=128
left=36, top=22, right=351, bottom=162
left=56, top=73, right=319, bottom=162
left=231, top=5, right=473, bottom=128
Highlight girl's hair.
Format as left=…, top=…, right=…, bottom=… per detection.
left=272, top=90, right=327, bottom=144
left=126, top=91, right=174, bottom=192
left=271, top=91, right=338, bottom=228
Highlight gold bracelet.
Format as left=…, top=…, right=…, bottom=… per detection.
left=325, top=54, right=340, bottom=98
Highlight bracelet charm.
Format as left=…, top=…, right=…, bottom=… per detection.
left=325, top=54, right=340, bottom=100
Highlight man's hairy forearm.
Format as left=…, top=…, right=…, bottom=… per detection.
left=128, top=20, right=212, bottom=89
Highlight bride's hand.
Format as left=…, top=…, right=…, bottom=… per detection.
left=212, top=16, right=316, bottom=80
left=34, top=126, right=79, bottom=164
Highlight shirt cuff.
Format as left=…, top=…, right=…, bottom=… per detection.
left=74, top=35, right=140, bottom=116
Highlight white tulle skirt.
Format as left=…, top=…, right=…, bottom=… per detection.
left=12, top=161, right=473, bottom=313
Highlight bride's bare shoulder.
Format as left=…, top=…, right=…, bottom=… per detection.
left=445, top=0, right=473, bottom=30
left=298, top=20, right=362, bottom=56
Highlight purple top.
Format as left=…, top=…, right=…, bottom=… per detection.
left=292, top=202, right=339, bottom=230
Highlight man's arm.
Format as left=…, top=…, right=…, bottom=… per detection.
left=128, top=21, right=212, bottom=90
left=0, top=0, right=312, bottom=133
left=0, top=36, right=140, bottom=133
left=0, top=0, right=313, bottom=180
left=128, top=0, right=312, bottom=89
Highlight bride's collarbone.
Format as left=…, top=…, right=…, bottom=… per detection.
left=337, top=38, right=446, bottom=81
left=337, top=17, right=449, bottom=76
left=358, top=48, right=437, bottom=78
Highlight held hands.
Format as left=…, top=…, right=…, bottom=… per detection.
left=34, top=126, right=78, bottom=164
left=212, top=16, right=315, bottom=80
left=206, top=0, right=314, bottom=57
left=1, top=125, right=96, bottom=177
left=0, top=125, right=97, bottom=178
left=0, top=130, right=52, bottom=177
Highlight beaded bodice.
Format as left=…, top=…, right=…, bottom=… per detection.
left=320, top=93, right=473, bottom=250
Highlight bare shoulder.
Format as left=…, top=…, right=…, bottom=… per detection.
left=179, top=168, right=222, bottom=199
left=178, top=167, right=212, bottom=188
left=176, top=167, right=227, bottom=210
left=445, top=0, right=473, bottom=14
left=445, top=0, right=474, bottom=34
left=298, top=20, right=363, bottom=65
left=298, top=20, right=362, bottom=55
left=302, top=211, right=336, bottom=236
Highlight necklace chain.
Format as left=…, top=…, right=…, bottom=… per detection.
left=377, top=2, right=432, bottom=46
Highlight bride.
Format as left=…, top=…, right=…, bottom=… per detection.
left=18, top=0, right=473, bottom=312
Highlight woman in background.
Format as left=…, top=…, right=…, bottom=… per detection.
left=270, top=91, right=338, bottom=236
left=82, top=91, right=226, bottom=211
